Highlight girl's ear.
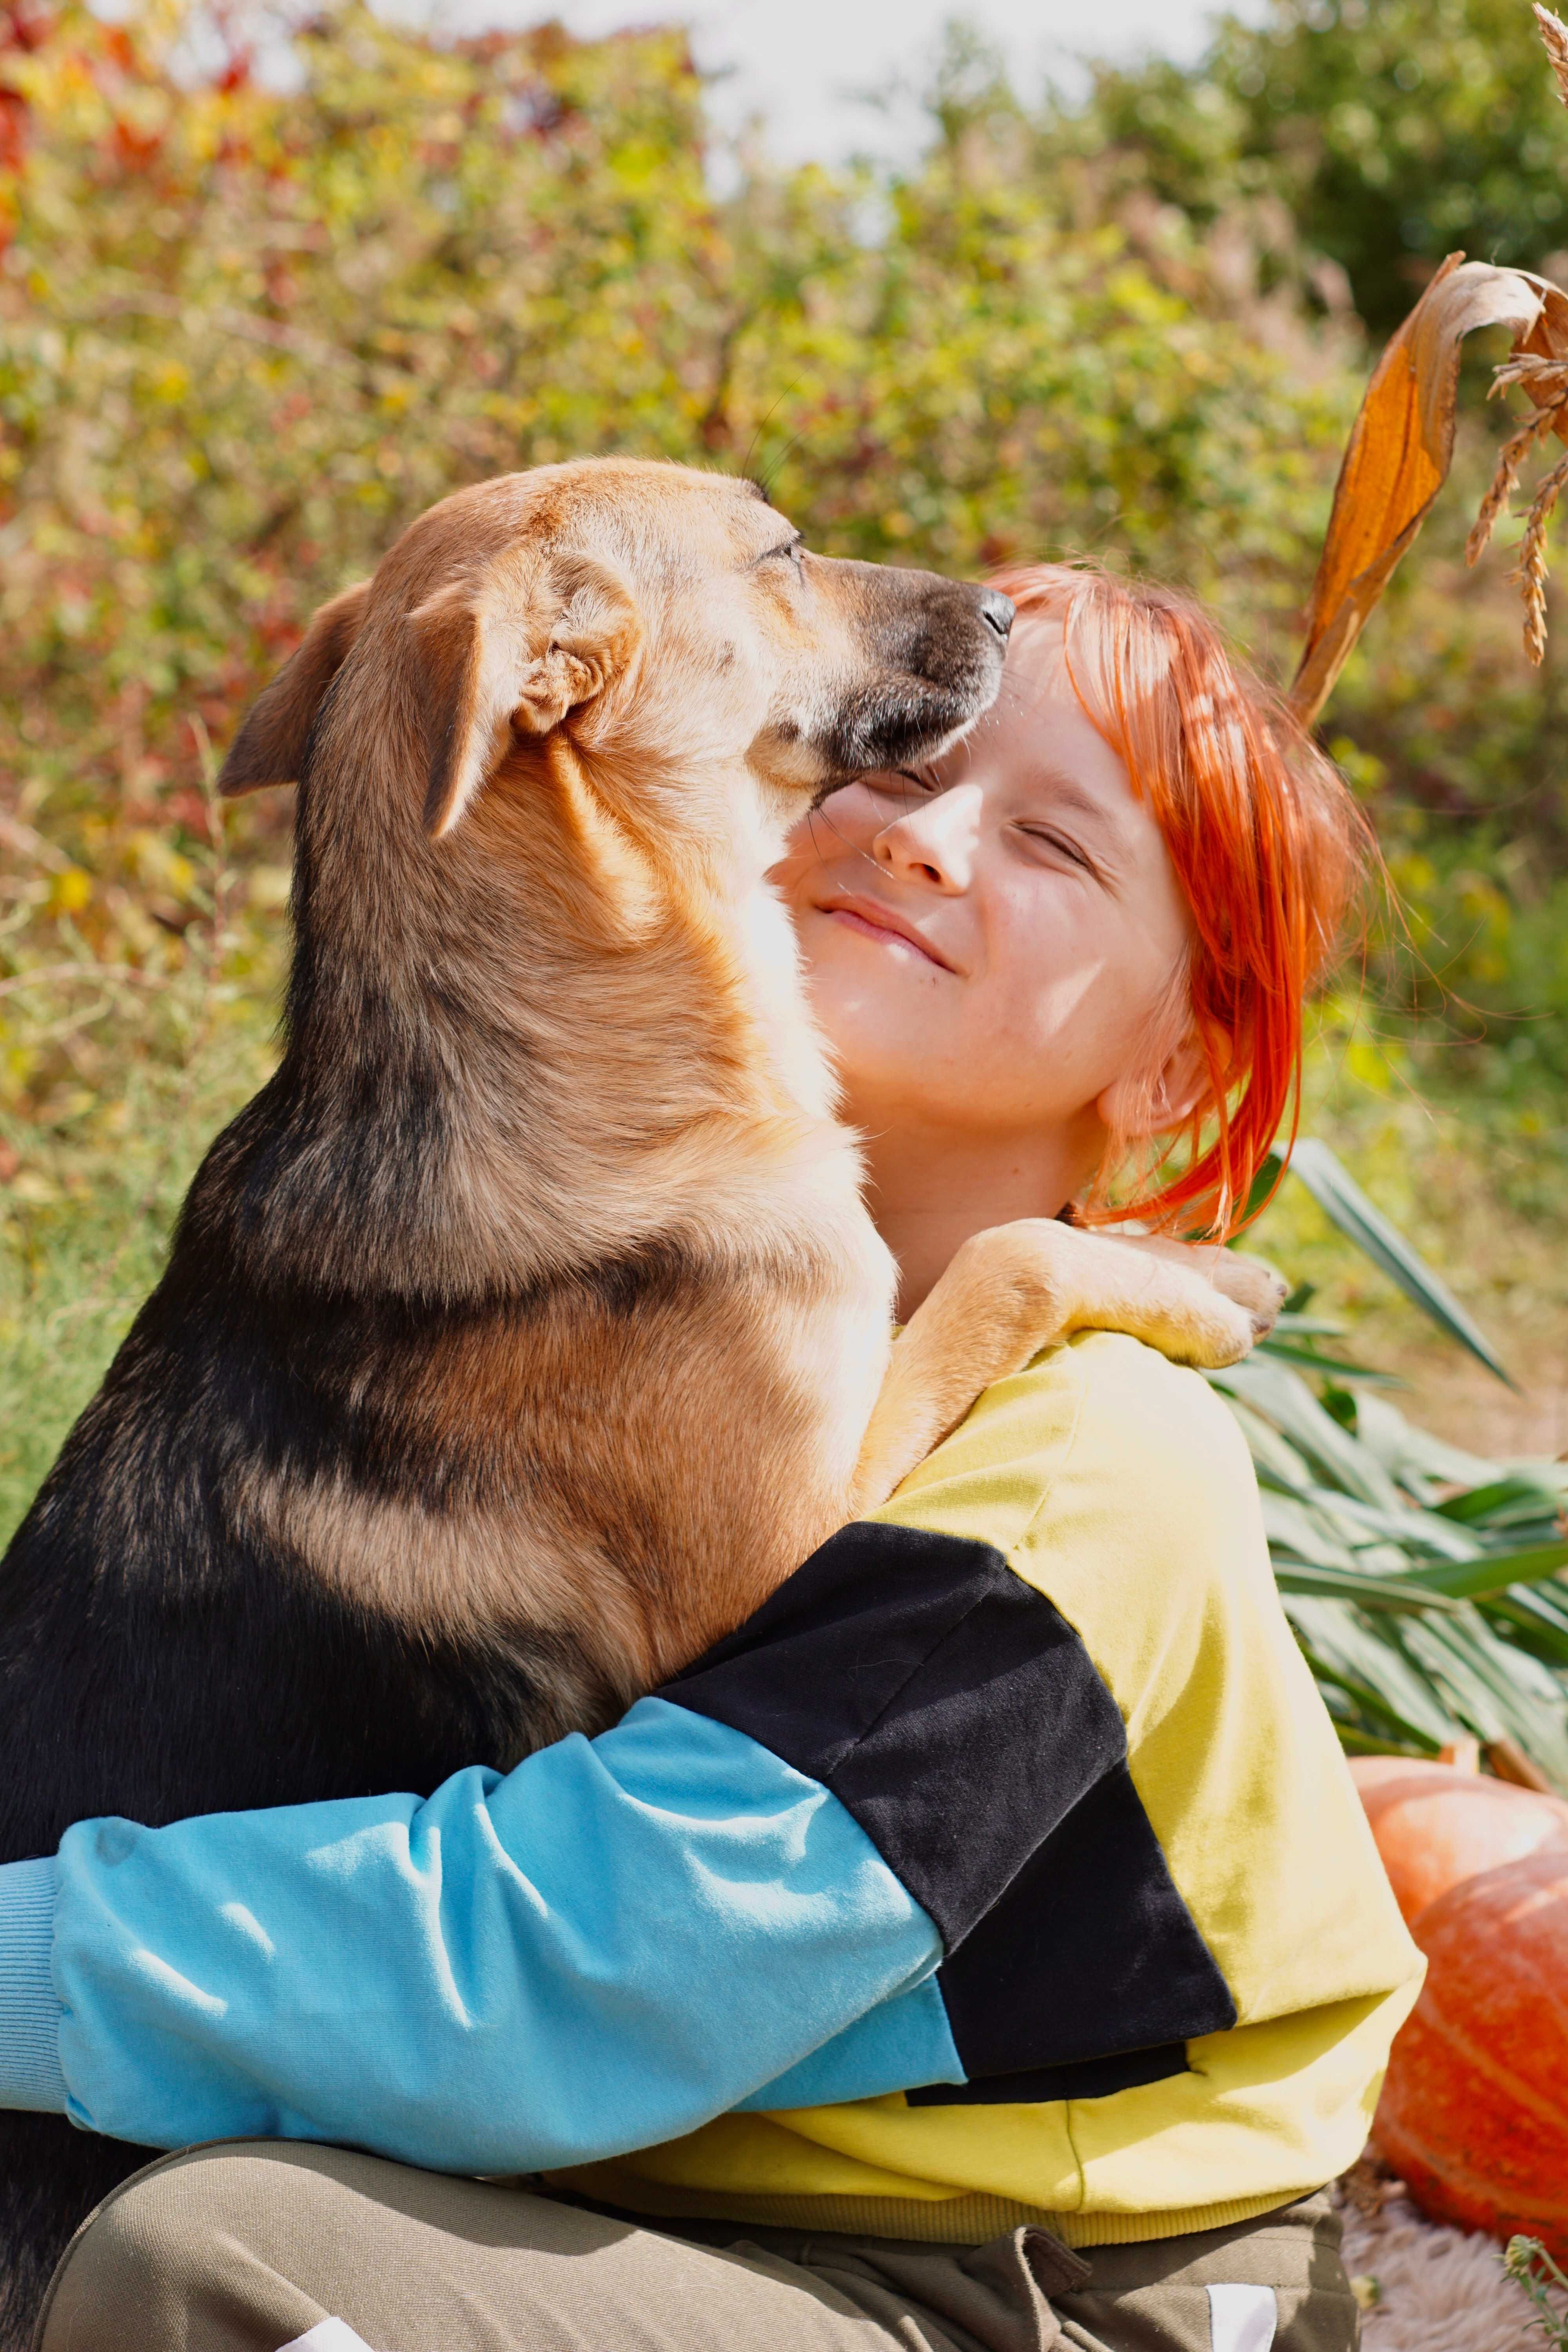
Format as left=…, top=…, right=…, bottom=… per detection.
left=1096, top=1022, right=1215, bottom=1142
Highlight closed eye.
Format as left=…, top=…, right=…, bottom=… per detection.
left=1018, top=825, right=1100, bottom=877
left=757, top=535, right=805, bottom=568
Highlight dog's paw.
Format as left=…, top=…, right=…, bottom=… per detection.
left=1126, top=1289, right=1257, bottom=1372
left=1207, top=1249, right=1289, bottom=1339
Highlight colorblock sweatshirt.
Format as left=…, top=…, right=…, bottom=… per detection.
left=0, top=1331, right=1424, bottom=2247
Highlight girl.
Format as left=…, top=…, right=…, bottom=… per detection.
left=0, top=565, right=1420, bottom=2352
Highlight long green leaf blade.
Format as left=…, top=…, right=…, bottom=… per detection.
left=1284, top=1596, right=1455, bottom=1746
left=1296, top=1486, right=1485, bottom=1561
left=1479, top=1593, right=1568, bottom=1669
left=1272, top=1563, right=1461, bottom=1610
left=1434, top=1474, right=1568, bottom=1529
left=1352, top=1392, right=1506, bottom=1501
left=1210, top=1356, right=1404, bottom=1508
left=1283, top=1138, right=1514, bottom=1386
left=1255, top=1337, right=1403, bottom=1386
left=1393, top=1540, right=1568, bottom=1600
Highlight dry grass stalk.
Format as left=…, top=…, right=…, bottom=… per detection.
left=1486, top=1734, right=1559, bottom=1793
left=1493, top=352, right=1568, bottom=401
left=1536, top=3, right=1568, bottom=107
left=1468, top=350, right=1568, bottom=585
left=1459, top=8, right=1568, bottom=659
left=1466, top=407, right=1557, bottom=566
left=1467, top=347, right=1568, bottom=657
left=1514, top=446, right=1568, bottom=663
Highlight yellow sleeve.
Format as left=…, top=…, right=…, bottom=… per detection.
left=875, top=1330, right=1419, bottom=2028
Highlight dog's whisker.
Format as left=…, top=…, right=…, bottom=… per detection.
left=739, top=382, right=804, bottom=487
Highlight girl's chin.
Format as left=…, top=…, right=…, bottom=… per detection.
left=803, top=968, right=940, bottom=1048
left=806, top=1004, right=967, bottom=1098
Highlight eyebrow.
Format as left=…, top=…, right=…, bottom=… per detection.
left=745, top=528, right=804, bottom=569
left=1026, top=769, right=1125, bottom=838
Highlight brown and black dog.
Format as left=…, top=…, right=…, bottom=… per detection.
left=0, top=459, right=1277, bottom=2337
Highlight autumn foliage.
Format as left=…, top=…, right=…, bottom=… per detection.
left=0, top=0, right=1363, bottom=1144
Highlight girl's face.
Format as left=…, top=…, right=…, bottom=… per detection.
left=771, top=615, right=1201, bottom=1163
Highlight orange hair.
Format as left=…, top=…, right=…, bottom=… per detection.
left=987, top=561, right=1374, bottom=1240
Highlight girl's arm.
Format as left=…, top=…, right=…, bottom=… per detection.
left=0, top=1686, right=955, bottom=2173
left=0, top=1514, right=1092, bottom=2174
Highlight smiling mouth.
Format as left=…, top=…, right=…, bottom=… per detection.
left=817, top=899, right=953, bottom=971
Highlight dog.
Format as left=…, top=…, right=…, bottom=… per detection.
left=0, top=459, right=1278, bottom=2336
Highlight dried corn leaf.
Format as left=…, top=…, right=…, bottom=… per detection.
left=1288, top=256, right=1554, bottom=726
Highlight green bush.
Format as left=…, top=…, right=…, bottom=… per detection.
left=1036, top=0, right=1568, bottom=339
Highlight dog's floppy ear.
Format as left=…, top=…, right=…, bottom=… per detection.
left=218, top=581, right=371, bottom=796
left=414, top=546, right=641, bottom=840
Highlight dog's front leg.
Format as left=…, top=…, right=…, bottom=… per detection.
left=850, top=1219, right=1287, bottom=1513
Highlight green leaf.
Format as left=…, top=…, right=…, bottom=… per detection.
left=1402, top=1609, right=1568, bottom=1784
left=1224, top=1395, right=1318, bottom=1495
left=1283, top=1138, right=1514, bottom=1387
left=1478, top=1593, right=1568, bottom=1671
left=1240, top=1152, right=1290, bottom=1229
left=1296, top=1487, right=1485, bottom=1562
left=1272, top=1562, right=1462, bottom=1611
left=1394, top=1539, right=1568, bottom=1601
left=1284, top=1598, right=1452, bottom=1747
left=1260, top=1490, right=1357, bottom=1567
left=1434, top=1475, right=1568, bottom=1530
left=1209, top=1355, right=1405, bottom=1508
left=1270, top=1311, right=1347, bottom=1339
left=1254, top=1336, right=1403, bottom=1386
left=1351, top=1391, right=1507, bottom=1502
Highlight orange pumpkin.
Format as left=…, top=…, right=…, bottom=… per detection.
left=1349, top=1756, right=1568, bottom=1922
left=1375, top=1847, right=1568, bottom=2258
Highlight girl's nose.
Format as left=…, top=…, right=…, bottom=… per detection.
left=872, top=782, right=980, bottom=893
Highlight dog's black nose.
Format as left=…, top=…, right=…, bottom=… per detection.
left=977, top=588, right=1014, bottom=643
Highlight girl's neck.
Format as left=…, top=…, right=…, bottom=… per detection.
left=854, top=1107, right=1103, bottom=1319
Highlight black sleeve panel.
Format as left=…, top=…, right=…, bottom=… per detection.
left=658, top=1520, right=1236, bottom=2087
left=906, top=2042, right=1191, bottom=2106
left=928, top=1760, right=1236, bottom=2083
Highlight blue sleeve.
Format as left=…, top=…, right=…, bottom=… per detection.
left=2, top=1513, right=1160, bottom=2153
left=44, top=1697, right=952, bottom=2172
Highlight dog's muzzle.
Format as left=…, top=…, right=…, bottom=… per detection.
left=812, top=575, right=1014, bottom=780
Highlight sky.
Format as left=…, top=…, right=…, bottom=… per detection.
left=430, top=0, right=1251, bottom=171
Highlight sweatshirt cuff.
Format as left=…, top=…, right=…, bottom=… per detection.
left=0, top=1857, right=66, bottom=2112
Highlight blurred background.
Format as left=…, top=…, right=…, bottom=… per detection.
left=5, top=0, right=1568, bottom=1546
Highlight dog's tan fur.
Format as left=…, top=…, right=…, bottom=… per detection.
left=218, top=455, right=1275, bottom=1710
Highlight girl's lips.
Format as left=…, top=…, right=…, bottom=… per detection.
left=818, top=899, right=953, bottom=970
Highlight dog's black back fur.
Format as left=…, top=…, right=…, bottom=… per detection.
left=0, top=740, right=652, bottom=2325
left=0, top=1105, right=626, bottom=2335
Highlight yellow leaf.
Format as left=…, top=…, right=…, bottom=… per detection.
left=48, top=867, right=92, bottom=916
left=1289, top=256, right=1554, bottom=726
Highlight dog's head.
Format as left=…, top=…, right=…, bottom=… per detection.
left=220, top=459, right=1011, bottom=844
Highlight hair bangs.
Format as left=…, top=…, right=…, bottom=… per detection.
left=986, top=560, right=1374, bottom=1238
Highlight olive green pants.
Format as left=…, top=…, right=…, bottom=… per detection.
left=35, top=2141, right=1357, bottom=2352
